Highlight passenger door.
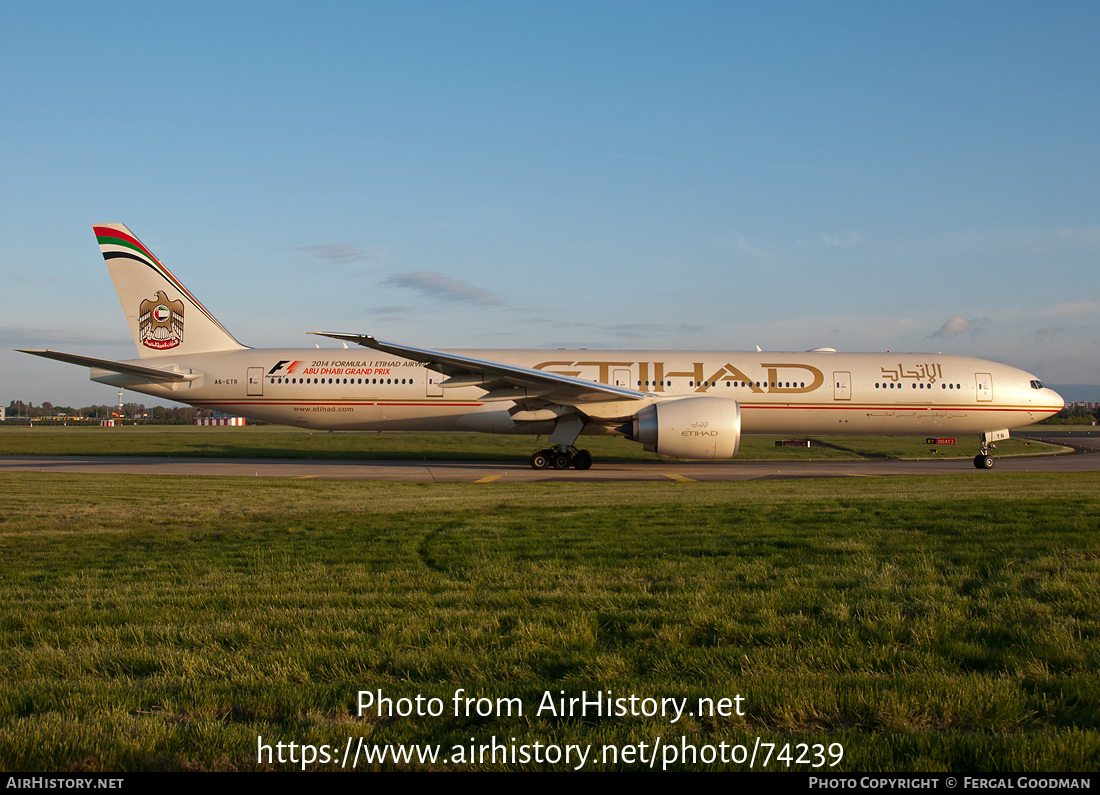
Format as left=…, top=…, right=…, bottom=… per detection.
left=975, top=373, right=993, bottom=402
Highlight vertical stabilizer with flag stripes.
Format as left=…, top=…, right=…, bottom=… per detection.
left=94, top=223, right=247, bottom=358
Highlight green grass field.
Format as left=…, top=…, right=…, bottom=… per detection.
left=0, top=424, right=1062, bottom=461
left=1, top=471, right=1097, bottom=771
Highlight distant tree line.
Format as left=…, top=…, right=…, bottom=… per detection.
left=1041, top=404, right=1100, bottom=425
left=4, top=400, right=208, bottom=424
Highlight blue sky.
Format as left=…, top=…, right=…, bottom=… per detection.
left=2, top=1, right=1097, bottom=406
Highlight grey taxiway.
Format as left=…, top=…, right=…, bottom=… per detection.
left=1, top=430, right=1096, bottom=483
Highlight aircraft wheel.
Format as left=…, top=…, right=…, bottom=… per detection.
left=973, top=454, right=994, bottom=469
left=530, top=451, right=551, bottom=470
left=551, top=451, right=572, bottom=470
left=573, top=450, right=593, bottom=470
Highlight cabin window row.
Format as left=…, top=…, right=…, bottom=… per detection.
left=875, top=383, right=963, bottom=389
left=270, top=377, right=414, bottom=385
left=269, top=377, right=967, bottom=390
left=637, top=381, right=808, bottom=388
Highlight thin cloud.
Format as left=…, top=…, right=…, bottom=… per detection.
left=1028, top=354, right=1098, bottom=385
left=735, top=235, right=769, bottom=257
left=930, top=316, right=970, bottom=340
left=603, top=324, right=652, bottom=338
left=1046, top=301, right=1100, bottom=317
left=952, top=225, right=1100, bottom=252
left=930, top=316, right=989, bottom=341
left=371, top=305, right=412, bottom=314
left=583, top=322, right=708, bottom=339
left=551, top=321, right=598, bottom=329
left=1057, top=226, right=1100, bottom=248
left=716, top=233, right=771, bottom=258
left=369, top=305, right=413, bottom=321
left=383, top=271, right=502, bottom=306
left=822, top=232, right=863, bottom=247
left=296, top=243, right=375, bottom=264
left=0, top=327, right=127, bottom=345
left=1033, top=327, right=1064, bottom=341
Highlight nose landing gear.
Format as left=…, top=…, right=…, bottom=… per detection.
left=973, top=452, right=995, bottom=469
left=973, top=429, right=1009, bottom=469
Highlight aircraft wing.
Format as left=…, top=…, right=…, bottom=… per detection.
left=308, top=332, right=653, bottom=404
left=18, top=349, right=200, bottom=383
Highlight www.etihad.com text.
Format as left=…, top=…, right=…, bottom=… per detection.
left=257, top=735, right=844, bottom=770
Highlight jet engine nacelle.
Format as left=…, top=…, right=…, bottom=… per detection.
left=632, top=396, right=741, bottom=459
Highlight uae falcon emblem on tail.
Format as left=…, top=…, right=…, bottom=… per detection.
left=138, top=290, right=184, bottom=350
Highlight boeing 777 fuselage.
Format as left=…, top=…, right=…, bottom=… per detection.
left=22, top=224, right=1065, bottom=470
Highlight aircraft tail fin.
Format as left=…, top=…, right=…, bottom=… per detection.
left=93, top=223, right=247, bottom=357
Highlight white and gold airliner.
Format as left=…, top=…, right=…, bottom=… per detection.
left=21, top=224, right=1064, bottom=470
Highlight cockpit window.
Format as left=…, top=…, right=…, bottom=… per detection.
left=1030, top=380, right=1048, bottom=389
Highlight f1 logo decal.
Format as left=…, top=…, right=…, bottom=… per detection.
left=267, top=360, right=302, bottom=375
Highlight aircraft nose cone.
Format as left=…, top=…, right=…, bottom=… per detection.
left=1048, top=387, right=1065, bottom=412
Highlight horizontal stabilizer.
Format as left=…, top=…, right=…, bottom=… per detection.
left=18, top=349, right=201, bottom=383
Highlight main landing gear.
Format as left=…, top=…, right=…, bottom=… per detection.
left=529, top=413, right=592, bottom=470
left=530, top=446, right=593, bottom=470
